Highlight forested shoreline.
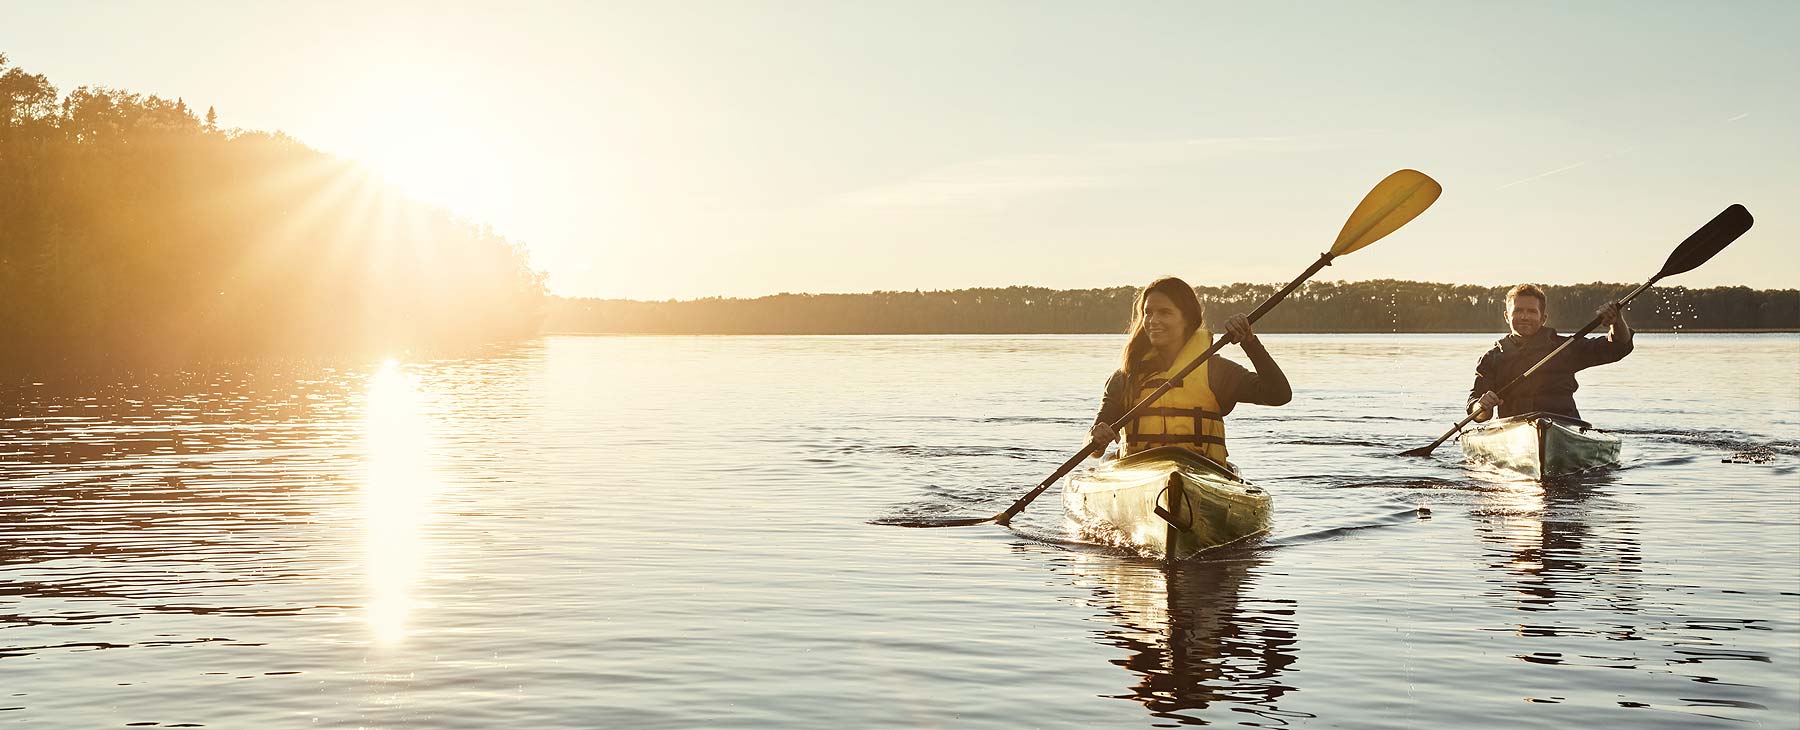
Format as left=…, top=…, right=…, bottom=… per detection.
left=4, top=51, right=1792, bottom=370
left=548, top=281, right=1799, bottom=335
left=1, top=53, right=545, bottom=369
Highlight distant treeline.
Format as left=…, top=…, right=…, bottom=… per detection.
left=549, top=281, right=1800, bottom=335
left=1, top=53, right=545, bottom=369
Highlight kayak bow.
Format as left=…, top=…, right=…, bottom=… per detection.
left=1063, top=447, right=1272, bottom=560
left=1460, top=411, right=1621, bottom=479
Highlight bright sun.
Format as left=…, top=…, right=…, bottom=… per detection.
left=309, top=63, right=522, bottom=236
left=359, top=121, right=508, bottom=221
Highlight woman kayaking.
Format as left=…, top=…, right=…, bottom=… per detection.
left=1088, top=277, right=1292, bottom=464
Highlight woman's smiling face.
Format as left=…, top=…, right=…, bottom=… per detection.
left=1142, top=291, right=1189, bottom=350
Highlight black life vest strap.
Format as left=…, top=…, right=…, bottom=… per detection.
left=1129, top=433, right=1227, bottom=446
left=1135, top=406, right=1224, bottom=421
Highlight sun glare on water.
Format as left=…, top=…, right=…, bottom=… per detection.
left=363, top=360, right=439, bottom=644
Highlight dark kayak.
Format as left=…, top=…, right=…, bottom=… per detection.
left=1460, top=411, right=1621, bottom=479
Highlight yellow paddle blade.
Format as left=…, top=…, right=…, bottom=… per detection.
left=1331, top=169, right=1442, bottom=256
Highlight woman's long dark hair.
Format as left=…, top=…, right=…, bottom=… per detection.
left=1121, top=277, right=1205, bottom=382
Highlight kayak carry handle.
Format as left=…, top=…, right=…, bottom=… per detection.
left=1153, top=475, right=1194, bottom=531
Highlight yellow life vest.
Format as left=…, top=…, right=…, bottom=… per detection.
left=1123, top=328, right=1227, bottom=462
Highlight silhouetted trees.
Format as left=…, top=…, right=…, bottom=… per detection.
left=10, top=52, right=1786, bottom=358
left=1, top=53, right=545, bottom=369
left=547, top=281, right=1799, bottom=335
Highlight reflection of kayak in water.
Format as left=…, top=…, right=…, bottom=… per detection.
left=1069, top=553, right=1301, bottom=724
left=1063, top=447, right=1272, bottom=560
left=1461, top=411, right=1621, bottom=479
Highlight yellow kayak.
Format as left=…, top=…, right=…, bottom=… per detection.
left=1063, top=447, right=1273, bottom=560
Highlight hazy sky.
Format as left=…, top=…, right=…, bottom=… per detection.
left=4, top=1, right=1795, bottom=299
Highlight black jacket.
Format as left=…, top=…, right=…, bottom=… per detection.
left=1467, top=327, right=1633, bottom=419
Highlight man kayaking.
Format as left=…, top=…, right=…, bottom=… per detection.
left=1468, top=283, right=1633, bottom=422
left=1087, top=276, right=1292, bottom=463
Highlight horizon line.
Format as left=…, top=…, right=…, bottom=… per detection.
left=551, top=278, right=1797, bottom=303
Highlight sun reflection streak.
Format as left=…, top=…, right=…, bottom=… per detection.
left=1485, top=481, right=1547, bottom=574
left=363, top=360, right=438, bottom=644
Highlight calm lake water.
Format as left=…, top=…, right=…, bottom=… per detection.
left=3, top=333, right=1797, bottom=728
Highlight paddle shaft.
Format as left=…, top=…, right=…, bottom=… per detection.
left=1411, top=278, right=1654, bottom=454
left=991, top=252, right=1336, bottom=525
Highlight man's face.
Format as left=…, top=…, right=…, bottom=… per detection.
left=1506, top=295, right=1545, bottom=337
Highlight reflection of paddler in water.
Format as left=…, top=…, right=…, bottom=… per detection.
left=1087, top=277, right=1293, bottom=462
left=1472, top=475, right=1644, bottom=621
left=1071, top=554, right=1302, bottom=724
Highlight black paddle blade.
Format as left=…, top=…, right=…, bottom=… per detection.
left=869, top=515, right=995, bottom=528
left=1397, top=445, right=1437, bottom=457
left=1658, top=204, right=1752, bottom=279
